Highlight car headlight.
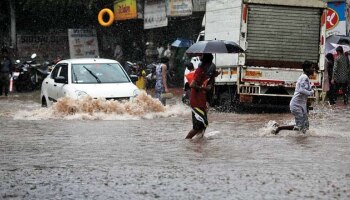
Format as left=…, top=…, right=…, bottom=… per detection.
left=133, top=89, right=140, bottom=97
left=75, top=90, right=88, bottom=98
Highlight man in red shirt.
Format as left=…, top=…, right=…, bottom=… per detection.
left=185, top=54, right=213, bottom=139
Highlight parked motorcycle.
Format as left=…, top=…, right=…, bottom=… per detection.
left=15, top=53, right=50, bottom=92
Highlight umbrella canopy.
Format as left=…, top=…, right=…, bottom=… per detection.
left=171, top=38, right=194, bottom=48
left=327, top=43, right=350, bottom=54
left=325, top=35, right=350, bottom=53
left=185, top=40, right=244, bottom=55
left=223, top=41, right=245, bottom=53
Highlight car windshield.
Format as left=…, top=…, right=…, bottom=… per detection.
left=71, top=63, right=129, bottom=84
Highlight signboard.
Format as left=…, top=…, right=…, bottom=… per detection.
left=144, top=0, right=168, bottom=29
left=68, top=29, right=99, bottom=58
left=165, top=0, right=193, bottom=16
left=327, top=2, right=346, bottom=37
left=114, top=0, right=138, bottom=21
left=17, top=33, right=68, bottom=61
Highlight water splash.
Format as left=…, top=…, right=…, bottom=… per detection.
left=13, top=91, right=190, bottom=120
left=258, top=120, right=281, bottom=137
left=205, top=131, right=221, bottom=140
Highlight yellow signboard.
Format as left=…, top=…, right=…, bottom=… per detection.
left=114, top=0, right=137, bottom=21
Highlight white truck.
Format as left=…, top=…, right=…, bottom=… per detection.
left=203, top=0, right=327, bottom=109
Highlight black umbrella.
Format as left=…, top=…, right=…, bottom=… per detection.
left=223, top=41, right=245, bottom=53
left=185, top=40, right=244, bottom=55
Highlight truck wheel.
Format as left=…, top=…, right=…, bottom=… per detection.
left=216, top=92, right=232, bottom=112
left=216, top=90, right=242, bottom=112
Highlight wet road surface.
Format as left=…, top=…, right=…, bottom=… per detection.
left=0, top=90, right=350, bottom=199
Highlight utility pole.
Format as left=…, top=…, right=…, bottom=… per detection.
left=9, top=0, right=16, bottom=50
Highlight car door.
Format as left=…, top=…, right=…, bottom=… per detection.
left=56, top=64, right=68, bottom=99
left=47, top=63, right=68, bottom=102
left=45, top=65, right=60, bottom=102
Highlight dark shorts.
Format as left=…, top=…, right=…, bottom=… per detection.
left=191, top=107, right=208, bottom=130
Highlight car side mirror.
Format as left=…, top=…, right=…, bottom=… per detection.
left=129, top=74, right=138, bottom=83
left=54, top=76, right=67, bottom=84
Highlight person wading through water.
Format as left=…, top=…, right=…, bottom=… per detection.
left=273, top=61, right=315, bottom=134
left=185, top=54, right=214, bottom=139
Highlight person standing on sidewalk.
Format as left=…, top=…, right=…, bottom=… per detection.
left=114, top=42, right=124, bottom=64
left=330, top=46, right=349, bottom=105
left=0, top=48, right=12, bottom=96
left=322, top=53, right=334, bottom=102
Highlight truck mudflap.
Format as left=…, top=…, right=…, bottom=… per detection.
left=238, top=66, right=321, bottom=101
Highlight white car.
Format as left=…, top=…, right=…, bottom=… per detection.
left=40, top=58, right=139, bottom=107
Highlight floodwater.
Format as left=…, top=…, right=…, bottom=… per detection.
left=0, top=91, right=349, bottom=200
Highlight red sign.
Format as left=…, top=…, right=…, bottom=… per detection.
left=326, top=8, right=339, bottom=30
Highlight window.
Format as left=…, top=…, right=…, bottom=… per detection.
left=71, top=63, right=129, bottom=84
left=50, top=65, right=60, bottom=79
left=59, top=65, right=68, bottom=79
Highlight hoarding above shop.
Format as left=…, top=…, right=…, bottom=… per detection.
left=114, top=0, right=138, bottom=21
left=144, top=0, right=168, bottom=29
left=326, top=1, right=346, bottom=37
left=165, top=0, right=193, bottom=16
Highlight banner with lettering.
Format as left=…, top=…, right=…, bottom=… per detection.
left=165, top=0, right=192, bottom=16
left=326, top=2, right=346, bottom=37
left=68, top=29, right=99, bottom=58
left=17, top=33, right=69, bottom=61
left=144, top=0, right=168, bottom=29
left=114, top=0, right=138, bottom=21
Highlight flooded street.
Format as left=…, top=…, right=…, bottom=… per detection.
left=1, top=91, right=350, bottom=200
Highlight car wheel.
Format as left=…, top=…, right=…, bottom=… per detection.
left=41, top=96, right=47, bottom=107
